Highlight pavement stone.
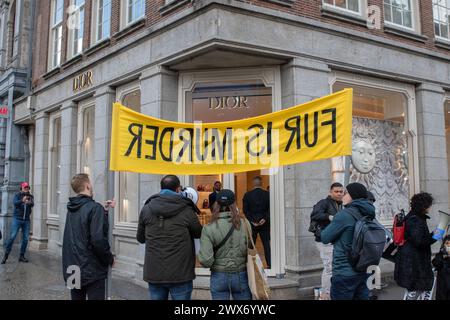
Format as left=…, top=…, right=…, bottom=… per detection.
left=1, top=245, right=409, bottom=300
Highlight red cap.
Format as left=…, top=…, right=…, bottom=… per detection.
left=21, top=182, right=30, bottom=189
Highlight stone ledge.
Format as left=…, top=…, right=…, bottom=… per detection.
left=113, top=18, right=146, bottom=42
left=384, top=24, right=428, bottom=43
left=84, top=38, right=111, bottom=57
left=42, top=67, right=61, bottom=80
left=263, top=0, right=294, bottom=7
left=320, top=5, right=367, bottom=28
left=61, top=54, right=83, bottom=70
left=434, top=38, right=450, bottom=51
left=159, top=0, right=191, bottom=15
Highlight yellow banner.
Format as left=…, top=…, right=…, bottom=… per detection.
left=110, top=89, right=353, bottom=175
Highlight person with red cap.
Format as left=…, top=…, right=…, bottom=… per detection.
left=2, top=182, right=34, bottom=264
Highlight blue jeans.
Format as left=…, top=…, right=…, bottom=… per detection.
left=148, top=281, right=193, bottom=300
left=330, top=273, right=369, bottom=300
left=4, top=218, right=30, bottom=256
left=210, top=271, right=252, bottom=300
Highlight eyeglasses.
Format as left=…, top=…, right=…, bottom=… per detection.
left=343, top=191, right=348, bottom=195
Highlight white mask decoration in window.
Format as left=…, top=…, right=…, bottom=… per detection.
left=351, top=138, right=376, bottom=173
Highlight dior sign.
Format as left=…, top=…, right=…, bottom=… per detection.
left=209, top=96, right=249, bottom=109
left=73, top=71, right=93, bottom=92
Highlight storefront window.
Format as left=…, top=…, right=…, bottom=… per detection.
left=186, top=79, right=272, bottom=268
left=117, top=89, right=141, bottom=224
left=333, top=82, right=410, bottom=225
left=49, top=114, right=62, bottom=216
left=80, top=106, right=95, bottom=176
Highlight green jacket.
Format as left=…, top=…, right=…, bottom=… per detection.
left=198, top=212, right=250, bottom=272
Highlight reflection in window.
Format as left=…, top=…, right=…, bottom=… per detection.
left=81, top=106, right=95, bottom=176
left=50, top=0, right=64, bottom=68
left=94, top=0, right=111, bottom=42
left=50, top=116, right=62, bottom=216
left=323, top=0, right=360, bottom=13
left=118, top=89, right=141, bottom=224
left=433, top=0, right=450, bottom=39
left=127, top=0, right=145, bottom=25
left=333, top=82, right=410, bottom=224
left=384, top=0, right=413, bottom=29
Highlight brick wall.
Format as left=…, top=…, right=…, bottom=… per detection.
left=31, top=0, right=450, bottom=87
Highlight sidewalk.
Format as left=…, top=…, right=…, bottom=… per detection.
left=0, top=246, right=407, bottom=300
left=0, top=246, right=148, bottom=300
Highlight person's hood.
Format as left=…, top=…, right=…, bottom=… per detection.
left=67, top=194, right=93, bottom=212
left=346, top=198, right=376, bottom=218
left=145, top=193, right=200, bottom=217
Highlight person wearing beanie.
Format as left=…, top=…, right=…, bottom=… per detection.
left=320, top=182, right=375, bottom=300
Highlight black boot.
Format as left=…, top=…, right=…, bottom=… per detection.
left=1, top=253, right=8, bottom=264
left=19, top=255, right=29, bottom=263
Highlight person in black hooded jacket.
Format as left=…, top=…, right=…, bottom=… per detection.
left=136, top=175, right=202, bottom=300
left=62, top=173, right=115, bottom=300
left=394, top=192, right=437, bottom=300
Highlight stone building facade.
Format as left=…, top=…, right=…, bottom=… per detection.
left=0, top=0, right=35, bottom=243
left=8, top=0, right=450, bottom=298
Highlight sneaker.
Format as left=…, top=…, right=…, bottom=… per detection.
left=19, top=255, right=29, bottom=263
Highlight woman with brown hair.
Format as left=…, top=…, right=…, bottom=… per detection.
left=198, top=189, right=252, bottom=300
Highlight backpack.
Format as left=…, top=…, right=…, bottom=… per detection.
left=347, top=208, right=387, bottom=272
left=392, top=209, right=406, bottom=246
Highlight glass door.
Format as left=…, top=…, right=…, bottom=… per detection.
left=184, top=79, right=273, bottom=270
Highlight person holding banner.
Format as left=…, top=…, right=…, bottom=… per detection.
left=198, top=189, right=252, bottom=300
left=243, top=176, right=271, bottom=269
left=394, top=192, right=437, bottom=300
left=136, top=175, right=202, bottom=300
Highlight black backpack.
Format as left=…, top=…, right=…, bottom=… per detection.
left=346, top=208, right=387, bottom=272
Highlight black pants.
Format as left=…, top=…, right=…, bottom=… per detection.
left=71, top=279, right=106, bottom=300
left=251, top=223, right=271, bottom=268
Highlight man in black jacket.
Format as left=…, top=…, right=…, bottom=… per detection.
left=137, top=175, right=202, bottom=300
left=243, top=176, right=271, bottom=268
left=309, top=182, right=343, bottom=300
left=62, top=173, right=115, bottom=300
left=208, top=181, right=222, bottom=209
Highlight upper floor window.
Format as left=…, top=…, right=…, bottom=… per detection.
left=92, top=0, right=111, bottom=43
left=433, top=0, right=450, bottom=40
left=121, top=0, right=145, bottom=28
left=49, top=0, right=64, bottom=69
left=68, top=0, right=85, bottom=59
left=323, top=0, right=361, bottom=14
left=383, top=0, right=415, bottom=30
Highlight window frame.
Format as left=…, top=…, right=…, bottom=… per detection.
left=330, top=71, right=420, bottom=226
left=383, top=0, right=420, bottom=33
left=114, top=81, right=141, bottom=229
left=178, top=67, right=285, bottom=278
left=322, top=0, right=367, bottom=18
left=433, top=0, right=450, bottom=42
left=120, top=0, right=145, bottom=29
left=67, top=0, right=85, bottom=60
left=47, top=111, right=62, bottom=219
left=76, top=99, right=95, bottom=176
left=91, top=0, right=112, bottom=45
left=48, top=0, right=64, bottom=70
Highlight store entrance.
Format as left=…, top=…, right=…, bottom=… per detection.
left=185, top=79, right=273, bottom=270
